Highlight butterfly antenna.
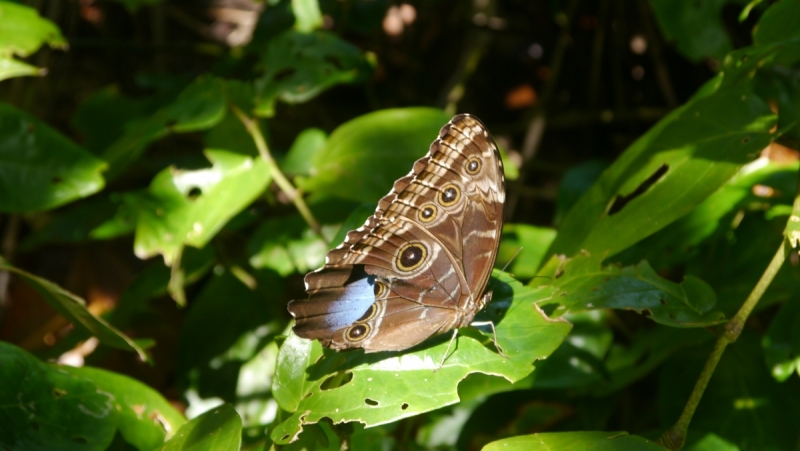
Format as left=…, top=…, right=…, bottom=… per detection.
left=500, top=247, right=523, bottom=272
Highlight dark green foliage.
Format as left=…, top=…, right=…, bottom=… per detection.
left=1, top=1, right=799, bottom=450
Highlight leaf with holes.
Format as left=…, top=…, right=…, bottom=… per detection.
left=126, top=149, right=271, bottom=265
left=483, top=431, right=665, bottom=451
left=548, top=71, right=776, bottom=259
left=0, top=103, right=106, bottom=212
left=0, top=342, right=184, bottom=450
left=0, top=2, right=66, bottom=81
left=537, top=252, right=724, bottom=327
left=159, top=404, right=240, bottom=451
left=270, top=271, right=571, bottom=444
left=0, top=260, right=149, bottom=360
left=254, top=30, right=372, bottom=117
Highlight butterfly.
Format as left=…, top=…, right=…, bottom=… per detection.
left=287, top=114, right=505, bottom=354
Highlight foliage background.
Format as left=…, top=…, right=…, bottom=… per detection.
left=1, top=0, right=799, bottom=450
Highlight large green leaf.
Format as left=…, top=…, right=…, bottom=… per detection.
left=127, top=149, right=271, bottom=264
left=0, top=260, right=148, bottom=360
left=762, top=297, right=800, bottom=382
left=0, top=103, right=106, bottom=212
left=497, top=224, right=557, bottom=280
left=482, top=431, right=665, bottom=451
left=254, top=30, right=372, bottom=116
left=297, top=108, right=453, bottom=202
left=103, top=77, right=227, bottom=178
left=158, top=404, right=240, bottom=451
left=547, top=74, right=775, bottom=260
left=537, top=252, right=724, bottom=327
left=270, top=271, right=571, bottom=444
left=0, top=342, right=184, bottom=450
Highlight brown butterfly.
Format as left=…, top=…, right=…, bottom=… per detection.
left=288, top=114, right=505, bottom=354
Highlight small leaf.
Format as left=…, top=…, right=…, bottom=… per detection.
left=128, top=149, right=272, bottom=264
left=158, top=404, right=241, bottom=451
left=281, top=127, right=327, bottom=176
left=0, top=260, right=149, bottom=360
left=650, top=0, right=738, bottom=62
left=0, top=56, right=41, bottom=81
left=0, top=103, right=106, bottom=212
left=270, top=271, right=571, bottom=444
left=0, top=342, right=184, bottom=450
left=292, top=0, right=323, bottom=32
left=483, top=431, right=665, bottom=451
left=254, top=30, right=372, bottom=117
left=539, top=252, right=724, bottom=327
left=0, top=2, right=66, bottom=56
left=762, top=297, right=800, bottom=382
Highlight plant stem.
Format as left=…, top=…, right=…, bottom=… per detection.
left=658, top=240, right=787, bottom=449
left=230, top=104, right=323, bottom=238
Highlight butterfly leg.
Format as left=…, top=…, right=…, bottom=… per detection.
left=470, top=320, right=508, bottom=358
left=434, top=328, right=459, bottom=372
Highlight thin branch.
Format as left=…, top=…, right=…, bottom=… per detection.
left=230, top=104, right=323, bottom=238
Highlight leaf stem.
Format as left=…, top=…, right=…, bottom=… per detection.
left=658, top=239, right=787, bottom=449
left=230, top=104, right=323, bottom=238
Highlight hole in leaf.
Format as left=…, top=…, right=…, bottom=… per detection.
left=52, top=388, right=66, bottom=398
left=72, top=436, right=88, bottom=444
left=187, top=187, right=202, bottom=200
left=30, top=421, right=40, bottom=431
left=320, top=371, right=353, bottom=391
left=608, top=163, right=669, bottom=215
left=303, top=392, right=313, bottom=399
left=274, top=68, right=296, bottom=82
left=401, top=403, right=409, bottom=410
left=281, top=434, right=290, bottom=441
left=364, top=398, right=379, bottom=406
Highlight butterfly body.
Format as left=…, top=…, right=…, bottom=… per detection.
left=288, top=114, right=505, bottom=353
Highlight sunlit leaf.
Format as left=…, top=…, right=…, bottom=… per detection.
left=483, top=431, right=665, bottom=451
left=159, top=404, right=240, bottom=451
left=270, top=271, right=571, bottom=444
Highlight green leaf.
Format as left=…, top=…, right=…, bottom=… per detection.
left=762, top=297, right=800, bottom=382
left=0, top=55, right=41, bottom=81
left=158, top=404, right=241, bottom=451
left=297, top=108, right=453, bottom=202
left=281, top=127, right=327, bottom=176
left=685, top=433, right=740, bottom=451
left=0, top=2, right=67, bottom=55
left=538, top=252, right=724, bottom=327
left=0, top=261, right=149, bottom=360
left=72, top=85, right=156, bottom=155
left=482, top=431, right=665, bottom=451
left=254, top=30, right=372, bottom=116
left=0, top=342, right=184, bottom=450
left=650, top=0, right=744, bottom=62
left=103, top=76, right=227, bottom=178
left=128, top=149, right=272, bottom=264
left=497, top=224, right=557, bottom=280
left=247, top=214, right=337, bottom=276
left=270, top=271, right=571, bottom=444
left=292, top=0, right=323, bottom=32
left=0, top=103, right=106, bottom=212
left=547, top=75, right=775, bottom=260
left=658, top=332, right=800, bottom=449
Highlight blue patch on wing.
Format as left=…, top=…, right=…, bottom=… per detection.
left=323, top=272, right=376, bottom=329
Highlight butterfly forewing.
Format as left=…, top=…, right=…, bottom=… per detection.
left=288, top=114, right=505, bottom=352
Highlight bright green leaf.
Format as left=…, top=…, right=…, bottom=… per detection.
left=254, top=30, right=372, bottom=117
left=292, top=0, right=323, bottom=32
left=247, top=215, right=337, bottom=276
left=281, top=127, right=327, bottom=176
left=128, top=149, right=271, bottom=264
left=271, top=271, right=571, bottom=444
left=0, top=55, right=40, bottom=81
left=483, top=431, right=665, bottom=451
left=158, top=404, right=241, bottom=451
left=0, top=342, right=184, bottom=450
left=537, top=252, right=724, bottom=327
left=0, top=103, right=106, bottom=212
left=547, top=75, right=775, bottom=260
left=297, top=108, right=453, bottom=202
left=497, top=224, right=557, bottom=280
left=0, top=1, right=66, bottom=56
left=0, top=261, right=149, bottom=360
